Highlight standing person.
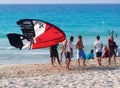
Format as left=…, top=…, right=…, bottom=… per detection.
left=76, top=35, right=86, bottom=67
left=60, top=39, right=67, bottom=62
left=108, top=35, right=117, bottom=66
left=66, top=36, right=74, bottom=71
left=94, top=36, right=103, bottom=66
left=50, top=44, right=61, bottom=67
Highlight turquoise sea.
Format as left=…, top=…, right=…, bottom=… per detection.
left=0, top=4, right=120, bottom=64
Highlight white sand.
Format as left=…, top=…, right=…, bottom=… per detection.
left=0, top=69, right=120, bottom=88
left=0, top=58, right=120, bottom=88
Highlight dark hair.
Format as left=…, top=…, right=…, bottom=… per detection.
left=96, top=36, right=100, bottom=40
left=78, top=35, right=82, bottom=39
left=70, top=36, right=74, bottom=41
left=90, top=49, right=94, bottom=53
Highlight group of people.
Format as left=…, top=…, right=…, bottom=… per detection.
left=94, top=35, right=118, bottom=66
left=50, top=35, right=118, bottom=71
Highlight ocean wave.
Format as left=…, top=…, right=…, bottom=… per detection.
left=0, top=49, right=50, bottom=55
left=0, top=56, right=9, bottom=60
left=19, top=52, right=50, bottom=55
left=0, top=47, right=15, bottom=50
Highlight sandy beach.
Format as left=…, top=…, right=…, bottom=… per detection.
left=0, top=57, right=120, bottom=88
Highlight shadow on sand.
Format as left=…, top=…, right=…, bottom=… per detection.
left=78, top=65, right=120, bottom=73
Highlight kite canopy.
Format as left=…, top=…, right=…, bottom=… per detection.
left=7, top=33, right=31, bottom=49
left=7, top=19, right=66, bottom=49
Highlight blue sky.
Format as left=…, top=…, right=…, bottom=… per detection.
left=0, top=0, right=120, bottom=4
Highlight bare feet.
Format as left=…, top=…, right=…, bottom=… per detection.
left=99, top=62, right=102, bottom=66
left=66, top=67, right=71, bottom=71
left=114, top=63, right=117, bottom=67
left=83, top=64, right=87, bottom=67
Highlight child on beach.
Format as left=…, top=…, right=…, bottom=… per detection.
left=102, top=46, right=109, bottom=58
left=76, top=35, right=86, bottom=67
left=66, top=36, right=74, bottom=71
left=94, top=36, right=103, bottom=66
left=50, top=44, right=61, bottom=67
left=86, top=49, right=94, bottom=60
left=60, top=39, right=67, bottom=62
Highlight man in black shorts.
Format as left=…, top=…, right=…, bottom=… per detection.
left=66, top=36, right=74, bottom=70
left=50, top=44, right=61, bottom=67
left=94, top=36, right=103, bottom=66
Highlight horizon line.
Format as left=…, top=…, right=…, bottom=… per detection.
left=0, top=3, right=120, bottom=4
